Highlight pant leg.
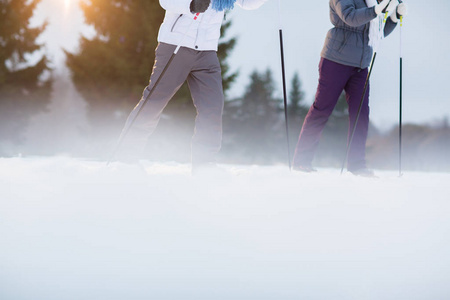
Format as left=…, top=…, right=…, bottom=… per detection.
left=186, top=51, right=224, bottom=165
left=293, top=58, right=353, bottom=167
left=117, top=43, right=193, bottom=159
left=345, top=68, right=370, bottom=171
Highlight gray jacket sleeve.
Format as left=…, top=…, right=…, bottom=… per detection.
left=333, top=0, right=377, bottom=27
left=383, top=18, right=398, bottom=37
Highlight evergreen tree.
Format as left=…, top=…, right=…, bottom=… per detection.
left=288, top=72, right=307, bottom=117
left=287, top=72, right=308, bottom=158
left=239, top=69, right=280, bottom=126
left=65, top=0, right=164, bottom=128
left=0, top=0, right=52, bottom=155
left=218, top=20, right=238, bottom=97
left=223, top=69, right=285, bottom=164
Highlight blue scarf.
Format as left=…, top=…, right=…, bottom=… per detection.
left=211, top=0, right=237, bottom=11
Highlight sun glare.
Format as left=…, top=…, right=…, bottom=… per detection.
left=64, top=0, right=70, bottom=11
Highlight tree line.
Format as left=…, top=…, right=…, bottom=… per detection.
left=1, top=0, right=449, bottom=172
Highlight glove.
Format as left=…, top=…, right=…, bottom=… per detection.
left=375, top=0, right=391, bottom=15
left=190, top=0, right=211, bottom=13
left=385, top=0, right=398, bottom=14
left=396, top=2, right=408, bottom=18
left=390, top=1, right=408, bottom=23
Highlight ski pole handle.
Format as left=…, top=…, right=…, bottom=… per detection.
left=382, top=0, right=393, bottom=23
left=398, top=0, right=404, bottom=26
left=385, top=0, right=404, bottom=23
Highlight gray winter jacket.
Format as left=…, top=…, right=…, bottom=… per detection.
left=321, top=0, right=397, bottom=69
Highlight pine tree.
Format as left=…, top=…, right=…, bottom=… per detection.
left=287, top=72, right=308, bottom=157
left=0, top=0, right=52, bottom=155
left=288, top=72, right=307, bottom=117
left=218, top=20, right=238, bottom=97
left=65, top=0, right=164, bottom=128
left=223, top=69, right=285, bottom=164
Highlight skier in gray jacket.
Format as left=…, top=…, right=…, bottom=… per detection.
left=117, top=0, right=267, bottom=171
left=321, top=0, right=398, bottom=69
left=293, top=0, right=407, bottom=176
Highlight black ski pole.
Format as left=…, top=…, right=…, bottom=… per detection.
left=277, top=0, right=292, bottom=171
left=398, top=0, right=404, bottom=177
left=340, top=53, right=377, bottom=174
left=107, top=13, right=201, bottom=165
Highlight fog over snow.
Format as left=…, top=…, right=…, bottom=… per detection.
left=1, top=157, right=449, bottom=299
left=30, top=0, right=450, bottom=132
left=4, top=1, right=450, bottom=299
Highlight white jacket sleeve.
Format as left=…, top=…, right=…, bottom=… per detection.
left=159, top=0, right=193, bottom=14
left=235, top=0, right=268, bottom=10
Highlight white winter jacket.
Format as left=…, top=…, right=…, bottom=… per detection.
left=158, top=0, right=267, bottom=51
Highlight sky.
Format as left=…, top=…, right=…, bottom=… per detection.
left=30, top=0, right=450, bottom=131
left=1, top=157, right=450, bottom=299
left=227, top=0, right=450, bottom=130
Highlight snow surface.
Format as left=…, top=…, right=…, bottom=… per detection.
left=1, top=157, right=450, bottom=300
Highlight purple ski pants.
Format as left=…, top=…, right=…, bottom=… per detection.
left=293, top=58, right=370, bottom=171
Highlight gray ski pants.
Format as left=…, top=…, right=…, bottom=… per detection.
left=118, top=42, right=224, bottom=164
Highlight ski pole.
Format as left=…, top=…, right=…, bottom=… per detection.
left=107, top=13, right=201, bottom=165
left=340, top=53, right=377, bottom=174
left=277, top=0, right=292, bottom=171
left=398, top=0, right=404, bottom=177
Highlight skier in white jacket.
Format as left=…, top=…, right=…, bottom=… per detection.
left=117, top=0, right=267, bottom=171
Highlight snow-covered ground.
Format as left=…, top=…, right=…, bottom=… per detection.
left=1, top=157, right=449, bottom=300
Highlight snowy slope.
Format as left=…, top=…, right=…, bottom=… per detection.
left=1, top=157, right=449, bottom=300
